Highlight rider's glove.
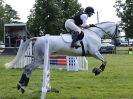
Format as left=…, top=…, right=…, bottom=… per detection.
left=89, top=24, right=96, bottom=27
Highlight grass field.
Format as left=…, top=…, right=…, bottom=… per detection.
left=116, top=46, right=132, bottom=54
left=0, top=54, right=133, bottom=99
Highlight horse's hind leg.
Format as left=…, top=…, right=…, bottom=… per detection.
left=91, top=51, right=107, bottom=76
left=17, top=60, right=42, bottom=93
left=17, top=72, right=29, bottom=93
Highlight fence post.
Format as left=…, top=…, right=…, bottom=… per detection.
left=41, top=34, right=50, bottom=99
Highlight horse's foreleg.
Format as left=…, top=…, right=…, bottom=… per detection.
left=99, top=63, right=106, bottom=71
left=92, top=64, right=106, bottom=76
left=91, top=51, right=107, bottom=76
left=17, top=60, right=42, bottom=93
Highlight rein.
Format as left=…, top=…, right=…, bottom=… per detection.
left=88, top=25, right=118, bottom=39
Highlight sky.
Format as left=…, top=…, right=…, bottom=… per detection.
left=4, top=0, right=35, bottom=22
left=3, top=0, right=124, bottom=23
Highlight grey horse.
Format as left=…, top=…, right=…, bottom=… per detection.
left=5, top=22, right=120, bottom=93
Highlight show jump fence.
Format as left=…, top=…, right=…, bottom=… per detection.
left=13, top=39, right=88, bottom=71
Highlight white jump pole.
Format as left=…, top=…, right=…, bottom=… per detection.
left=41, top=34, right=50, bottom=99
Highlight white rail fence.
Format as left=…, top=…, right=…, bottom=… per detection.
left=13, top=39, right=88, bottom=71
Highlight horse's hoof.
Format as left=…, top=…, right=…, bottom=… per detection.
left=21, top=88, right=25, bottom=94
left=92, top=68, right=97, bottom=73
left=95, top=71, right=100, bottom=76
left=17, top=84, right=21, bottom=90
left=92, top=68, right=102, bottom=76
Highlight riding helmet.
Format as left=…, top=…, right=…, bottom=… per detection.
left=85, top=6, right=95, bottom=14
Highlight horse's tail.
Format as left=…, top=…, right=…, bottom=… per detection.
left=5, top=37, right=37, bottom=69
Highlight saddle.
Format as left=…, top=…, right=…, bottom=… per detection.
left=60, top=32, right=84, bottom=43
left=60, top=34, right=72, bottom=43
left=60, top=33, right=85, bottom=56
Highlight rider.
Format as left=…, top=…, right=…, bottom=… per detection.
left=65, top=6, right=95, bottom=48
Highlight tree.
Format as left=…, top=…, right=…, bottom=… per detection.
left=114, top=0, right=133, bottom=38
left=27, top=0, right=83, bottom=36
left=4, top=4, right=20, bottom=22
left=0, top=0, right=5, bottom=40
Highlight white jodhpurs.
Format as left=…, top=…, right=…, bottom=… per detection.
left=65, top=19, right=81, bottom=33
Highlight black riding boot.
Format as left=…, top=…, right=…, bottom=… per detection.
left=71, top=31, right=80, bottom=48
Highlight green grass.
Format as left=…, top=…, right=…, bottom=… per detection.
left=0, top=54, right=133, bottom=99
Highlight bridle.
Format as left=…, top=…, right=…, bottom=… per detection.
left=88, top=24, right=119, bottom=40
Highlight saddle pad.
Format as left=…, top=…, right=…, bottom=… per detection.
left=61, top=34, right=81, bottom=46
left=61, top=34, right=72, bottom=43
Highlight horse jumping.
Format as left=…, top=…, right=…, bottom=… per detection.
left=5, top=22, right=120, bottom=93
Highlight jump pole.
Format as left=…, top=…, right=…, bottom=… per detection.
left=41, top=34, right=50, bottom=99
